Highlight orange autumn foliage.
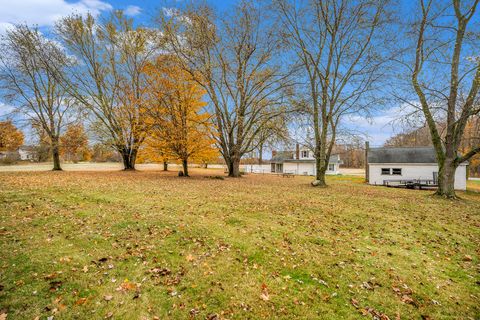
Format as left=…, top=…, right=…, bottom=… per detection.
left=139, top=55, right=218, bottom=172
left=0, top=120, right=24, bottom=152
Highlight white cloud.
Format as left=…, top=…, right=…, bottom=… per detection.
left=0, top=0, right=112, bottom=29
left=124, top=5, right=141, bottom=16
left=0, top=102, right=17, bottom=119
left=343, top=103, right=425, bottom=146
left=0, top=22, right=14, bottom=35
left=162, top=7, right=180, bottom=18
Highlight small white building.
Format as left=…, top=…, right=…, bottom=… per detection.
left=366, top=146, right=468, bottom=190
left=18, top=146, right=38, bottom=161
left=270, top=146, right=342, bottom=175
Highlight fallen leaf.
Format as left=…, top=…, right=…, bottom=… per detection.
left=104, top=295, right=113, bottom=301
left=75, top=298, right=87, bottom=305
left=260, top=283, right=270, bottom=301
left=351, top=298, right=359, bottom=308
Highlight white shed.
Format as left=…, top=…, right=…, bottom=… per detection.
left=366, top=147, right=468, bottom=190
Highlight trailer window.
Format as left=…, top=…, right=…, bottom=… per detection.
left=381, top=168, right=390, bottom=175
left=392, top=168, right=402, bottom=175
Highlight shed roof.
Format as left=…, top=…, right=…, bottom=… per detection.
left=368, top=147, right=438, bottom=164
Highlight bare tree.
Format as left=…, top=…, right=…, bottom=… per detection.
left=54, top=12, right=160, bottom=170
left=274, top=0, right=392, bottom=186
left=160, top=1, right=293, bottom=177
left=407, top=0, right=480, bottom=198
left=0, top=25, right=75, bottom=170
left=252, top=113, right=290, bottom=164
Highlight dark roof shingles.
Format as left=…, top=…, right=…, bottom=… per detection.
left=368, top=147, right=437, bottom=164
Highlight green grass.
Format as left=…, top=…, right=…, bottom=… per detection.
left=0, top=170, right=479, bottom=319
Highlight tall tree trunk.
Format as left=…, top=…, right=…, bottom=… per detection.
left=121, top=147, right=137, bottom=171
left=259, top=143, right=263, bottom=165
left=182, top=159, right=189, bottom=177
left=313, top=157, right=327, bottom=187
left=228, top=156, right=241, bottom=177
left=312, top=126, right=328, bottom=187
left=163, top=161, right=168, bottom=171
left=435, top=158, right=456, bottom=198
left=51, top=137, right=62, bottom=171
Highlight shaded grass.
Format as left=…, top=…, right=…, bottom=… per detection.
left=0, top=170, right=479, bottom=319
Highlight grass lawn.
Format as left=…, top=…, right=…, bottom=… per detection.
left=1, top=170, right=479, bottom=319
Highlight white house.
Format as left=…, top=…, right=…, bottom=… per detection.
left=366, top=146, right=468, bottom=190
left=18, top=146, right=38, bottom=161
left=270, top=145, right=342, bottom=175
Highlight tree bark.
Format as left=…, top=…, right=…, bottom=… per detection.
left=259, top=143, right=263, bottom=165
left=228, top=157, right=241, bottom=177
left=121, top=148, right=137, bottom=171
left=163, top=161, right=168, bottom=171
left=182, top=159, right=189, bottom=177
left=51, top=137, right=62, bottom=171
left=435, top=158, right=457, bottom=198
left=312, top=157, right=327, bottom=187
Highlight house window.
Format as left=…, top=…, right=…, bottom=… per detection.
left=392, top=168, right=402, bottom=175
left=301, top=150, right=309, bottom=158
left=328, top=164, right=335, bottom=171
left=381, top=168, right=391, bottom=175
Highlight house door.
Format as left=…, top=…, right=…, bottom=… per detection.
left=276, top=163, right=283, bottom=173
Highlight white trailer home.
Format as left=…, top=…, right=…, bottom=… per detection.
left=366, top=146, right=468, bottom=190
left=269, top=145, right=342, bottom=176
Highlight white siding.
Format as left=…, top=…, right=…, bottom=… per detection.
left=283, top=162, right=338, bottom=175
left=368, top=163, right=467, bottom=190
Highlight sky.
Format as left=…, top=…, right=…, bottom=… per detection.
left=0, top=0, right=410, bottom=146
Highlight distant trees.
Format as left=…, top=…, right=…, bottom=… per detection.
left=60, top=123, right=88, bottom=163
left=385, top=116, right=480, bottom=177
left=384, top=126, right=433, bottom=148
left=274, top=0, right=392, bottom=187
left=160, top=0, right=293, bottom=177
left=0, top=120, right=24, bottom=152
left=405, top=0, right=480, bottom=198
left=0, top=25, right=75, bottom=170
left=143, top=56, right=218, bottom=176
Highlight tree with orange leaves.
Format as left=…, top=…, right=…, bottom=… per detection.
left=143, top=55, right=218, bottom=176
left=0, top=120, right=24, bottom=152
left=60, top=123, right=88, bottom=163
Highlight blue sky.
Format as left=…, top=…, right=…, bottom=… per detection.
left=0, top=0, right=411, bottom=146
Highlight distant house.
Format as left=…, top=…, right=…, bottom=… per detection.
left=18, top=146, right=38, bottom=161
left=270, top=145, right=342, bottom=175
left=0, top=146, right=38, bottom=162
left=366, top=146, right=468, bottom=190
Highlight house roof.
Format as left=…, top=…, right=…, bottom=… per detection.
left=368, top=147, right=438, bottom=164
left=19, top=145, right=37, bottom=152
left=271, top=152, right=342, bottom=164
left=271, top=151, right=294, bottom=162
